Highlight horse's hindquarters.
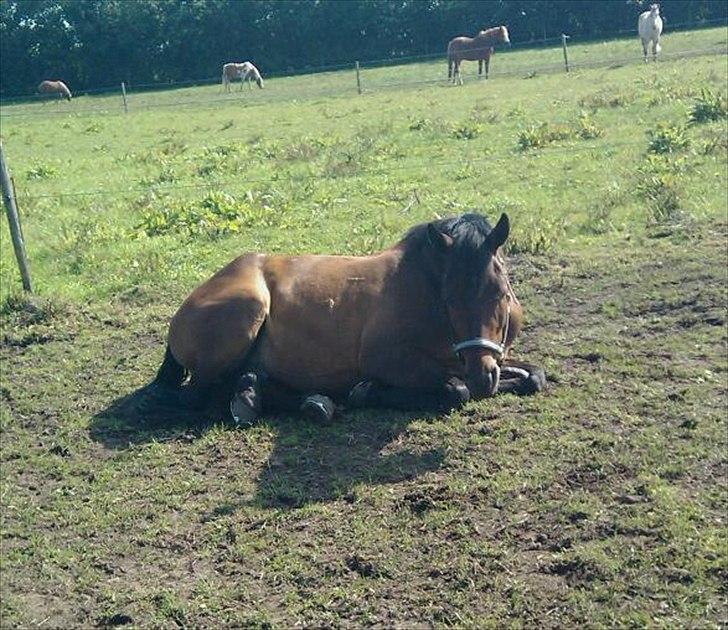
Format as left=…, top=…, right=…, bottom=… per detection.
left=167, top=254, right=270, bottom=386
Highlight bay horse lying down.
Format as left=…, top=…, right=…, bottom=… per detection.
left=152, top=213, right=545, bottom=423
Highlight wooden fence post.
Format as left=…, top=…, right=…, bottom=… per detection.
left=121, top=82, right=129, bottom=113
left=561, top=34, right=570, bottom=73
left=355, top=61, right=362, bottom=95
left=0, top=143, right=33, bottom=293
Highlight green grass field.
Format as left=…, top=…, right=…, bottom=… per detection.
left=1, top=27, right=727, bottom=627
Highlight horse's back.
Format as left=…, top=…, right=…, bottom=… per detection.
left=38, top=80, right=71, bottom=98
left=448, top=35, right=472, bottom=52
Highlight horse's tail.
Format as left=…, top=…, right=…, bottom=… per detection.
left=153, top=345, right=186, bottom=389
left=447, top=44, right=453, bottom=78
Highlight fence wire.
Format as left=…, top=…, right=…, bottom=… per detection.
left=13, top=136, right=671, bottom=204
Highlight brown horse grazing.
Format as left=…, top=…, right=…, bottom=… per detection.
left=448, top=26, right=511, bottom=85
left=152, top=213, right=545, bottom=423
left=37, top=80, right=72, bottom=101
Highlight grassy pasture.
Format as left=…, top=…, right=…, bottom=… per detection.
left=1, top=27, right=727, bottom=627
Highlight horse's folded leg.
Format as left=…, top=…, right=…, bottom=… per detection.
left=347, top=378, right=469, bottom=412
left=300, top=394, right=336, bottom=423
left=229, top=372, right=262, bottom=427
left=498, top=361, right=547, bottom=396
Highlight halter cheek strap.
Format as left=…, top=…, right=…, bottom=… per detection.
left=452, top=298, right=511, bottom=358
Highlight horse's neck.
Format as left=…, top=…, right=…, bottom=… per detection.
left=476, top=30, right=497, bottom=44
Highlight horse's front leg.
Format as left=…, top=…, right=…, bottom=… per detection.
left=348, top=377, right=470, bottom=413
left=498, top=358, right=546, bottom=395
left=642, top=39, right=649, bottom=62
left=356, top=346, right=468, bottom=411
left=478, top=59, right=483, bottom=76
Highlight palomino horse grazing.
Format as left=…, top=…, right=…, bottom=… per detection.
left=37, top=80, right=72, bottom=101
left=448, top=26, right=511, bottom=85
left=638, top=4, right=663, bottom=62
left=222, top=62, right=264, bottom=91
left=152, top=213, right=545, bottom=423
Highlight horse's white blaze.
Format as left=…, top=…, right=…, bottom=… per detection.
left=638, top=4, right=663, bottom=61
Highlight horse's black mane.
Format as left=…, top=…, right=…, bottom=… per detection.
left=401, top=212, right=494, bottom=253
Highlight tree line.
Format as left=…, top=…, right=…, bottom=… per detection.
left=0, top=0, right=725, bottom=96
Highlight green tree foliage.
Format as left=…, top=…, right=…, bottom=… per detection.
left=0, top=0, right=725, bottom=95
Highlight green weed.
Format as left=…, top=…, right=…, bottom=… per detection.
left=689, top=88, right=727, bottom=124
left=576, top=111, right=604, bottom=139
left=408, top=117, right=432, bottom=131
left=134, top=190, right=283, bottom=238
left=647, top=123, right=690, bottom=154
left=505, top=214, right=565, bottom=254
left=451, top=121, right=482, bottom=140
left=637, top=156, right=687, bottom=224
left=25, top=162, right=58, bottom=179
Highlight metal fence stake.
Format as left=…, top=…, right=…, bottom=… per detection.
left=0, top=143, right=33, bottom=292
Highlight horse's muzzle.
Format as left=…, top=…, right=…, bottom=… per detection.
left=465, top=355, right=501, bottom=398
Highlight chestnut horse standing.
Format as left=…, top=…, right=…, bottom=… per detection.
left=152, top=213, right=544, bottom=423
left=37, top=80, right=72, bottom=101
left=448, top=26, right=511, bottom=85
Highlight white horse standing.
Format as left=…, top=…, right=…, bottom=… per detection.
left=638, top=4, right=663, bottom=62
left=222, top=62, right=264, bottom=91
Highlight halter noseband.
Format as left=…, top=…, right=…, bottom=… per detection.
left=452, top=297, right=511, bottom=359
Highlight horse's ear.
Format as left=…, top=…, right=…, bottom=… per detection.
left=427, top=224, right=454, bottom=252
left=487, top=213, right=510, bottom=252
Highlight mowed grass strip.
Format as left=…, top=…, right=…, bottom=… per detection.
left=0, top=28, right=726, bottom=628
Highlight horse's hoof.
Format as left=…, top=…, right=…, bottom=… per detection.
left=230, top=373, right=262, bottom=427
left=300, top=395, right=336, bottom=423
left=443, top=377, right=471, bottom=410
left=516, top=368, right=547, bottom=395
left=347, top=380, right=374, bottom=408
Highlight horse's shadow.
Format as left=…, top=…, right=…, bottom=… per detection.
left=90, top=387, right=445, bottom=510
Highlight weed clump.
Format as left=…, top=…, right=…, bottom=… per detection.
left=517, top=113, right=603, bottom=150
left=647, top=123, right=689, bottom=154
left=576, top=111, right=603, bottom=139
left=505, top=215, right=565, bottom=254
left=579, top=90, right=631, bottom=110
left=451, top=120, right=482, bottom=140
left=26, top=162, right=58, bottom=179
left=134, top=190, right=284, bottom=238
left=689, top=88, right=727, bottom=124
left=637, top=155, right=687, bottom=224
left=409, top=117, right=431, bottom=131
left=517, top=122, right=572, bottom=150
left=280, top=137, right=326, bottom=162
